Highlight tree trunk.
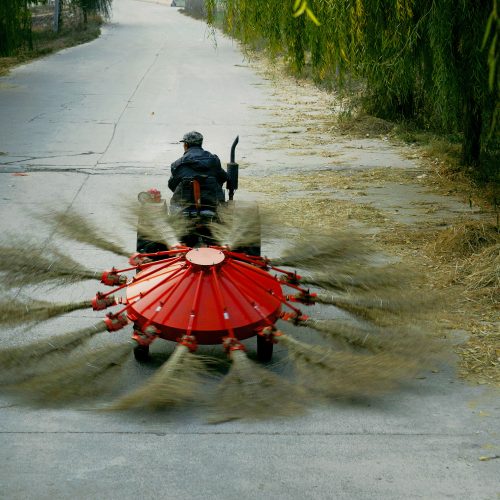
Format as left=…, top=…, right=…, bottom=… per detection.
left=462, top=94, right=482, bottom=168
left=58, top=0, right=63, bottom=30
left=53, top=0, right=63, bottom=32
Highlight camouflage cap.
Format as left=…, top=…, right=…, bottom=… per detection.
left=179, top=131, right=203, bottom=146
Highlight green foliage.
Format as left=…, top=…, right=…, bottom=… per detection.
left=206, top=0, right=499, bottom=174
left=483, top=0, right=499, bottom=92
left=292, top=0, right=321, bottom=26
left=0, top=0, right=34, bottom=56
left=482, top=0, right=499, bottom=143
left=75, top=0, right=112, bottom=22
left=0, top=0, right=111, bottom=56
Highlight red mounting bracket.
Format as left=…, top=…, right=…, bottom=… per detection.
left=222, top=336, right=246, bottom=353
left=132, top=325, right=159, bottom=346
left=92, top=292, right=117, bottom=311
left=178, top=334, right=198, bottom=352
left=104, top=312, right=129, bottom=331
left=101, top=268, right=127, bottom=286
left=280, top=311, right=309, bottom=325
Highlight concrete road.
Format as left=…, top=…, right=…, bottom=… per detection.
left=0, top=1, right=499, bottom=498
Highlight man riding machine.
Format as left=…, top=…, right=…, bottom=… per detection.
left=168, top=131, right=228, bottom=248
left=137, top=131, right=258, bottom=254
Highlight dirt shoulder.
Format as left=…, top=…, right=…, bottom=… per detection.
left=243, top=55, right=499, bottom=387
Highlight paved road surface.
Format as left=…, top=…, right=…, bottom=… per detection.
left=0, top=1, right=498, bottom=498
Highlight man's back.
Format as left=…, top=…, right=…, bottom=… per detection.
left=168, top=145, right=228, bottom=209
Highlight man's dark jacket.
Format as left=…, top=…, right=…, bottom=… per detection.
left=168, top=146, right=227, bottom=208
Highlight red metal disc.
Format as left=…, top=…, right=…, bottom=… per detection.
left=125, top=250, right=284, bottom=344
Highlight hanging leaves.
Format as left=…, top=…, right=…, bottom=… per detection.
left=292, top=0, right=320, bottom=26
left=207, top=0, right=498, bottom=172
left=482, top=0, right=498, bottom=92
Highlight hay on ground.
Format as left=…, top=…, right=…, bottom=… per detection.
left=431, top=221, right=499, bottom=259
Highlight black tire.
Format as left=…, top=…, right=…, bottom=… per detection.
left=133, top=344, right=150, bottom=363
left=136, top=235, right=168, bottom=254
left=257, top=334, right=273, bottom=362
left=240, top=244, right=261, bottom=257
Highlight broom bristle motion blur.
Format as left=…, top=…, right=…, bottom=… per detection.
left=277, top=333, right=418, bottom=398
left=9, top=342, right=133, bottom=404
left=45, top=209, right=131, bottom=257
left=0, top=243, right=97, bottom=287
left=0, top=321, right=108, bottom=382
left=123, top=204, right=191, bottom=249
left=300, top=265, right=408, bottom=293
left=0, top=208, right=447, bottom=413
left=109, top=344, right=206, bottom=410
left=209, top=204, right=262, bottom=250
left=0, top=299, right=91, bottom=326
left=273, top=231, right=370, bottom=268
left=299, top=318, right=444, bottom=364
left=313, top=291, right=432, bottom=323
left=210, top=349, right=304, bottom=423
left=301, top=318, right=384, bottom=352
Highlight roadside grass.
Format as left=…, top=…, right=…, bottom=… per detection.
left=0, top=14, right=103, bottom=77
left=332, top=108, right=500, bottom=225
left=240, top=52, right=500, bottom=387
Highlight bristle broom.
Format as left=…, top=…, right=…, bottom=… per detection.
left=47, top=210, right=130, bottom=257
left=0, top=321, right=108, bottom=381
left=277, top=333, right=419, bottom=398
left=301, top=318, right=384, bottom=352
left=0, top=243, right=97, bottom=287
left=9, top=342, right=133, bottom=404
left=0, top=299, right=91, bottom=326
left=300, top=266, right=407, bottom=292
left=299, top=319, right=443, bottom=364
left=209, top=205, right=262, bottom=249
left=109, top=344, right=207, bottom=410
left=273, top=231, right=369, bottom=268
left=314, top=292, right=429, bottom=322
left=123, top=204, right=191, bottom=249
left=209, top=349, right=304, bottom=423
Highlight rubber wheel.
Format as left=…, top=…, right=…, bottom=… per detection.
left=241, top=245, right=261, bottom=257
left=257, top=335, right=273, bottom=362
left=133, top=344, right=150, bottom=363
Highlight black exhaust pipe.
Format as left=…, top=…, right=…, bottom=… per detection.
left=227, top=135, right=239, bottom=201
